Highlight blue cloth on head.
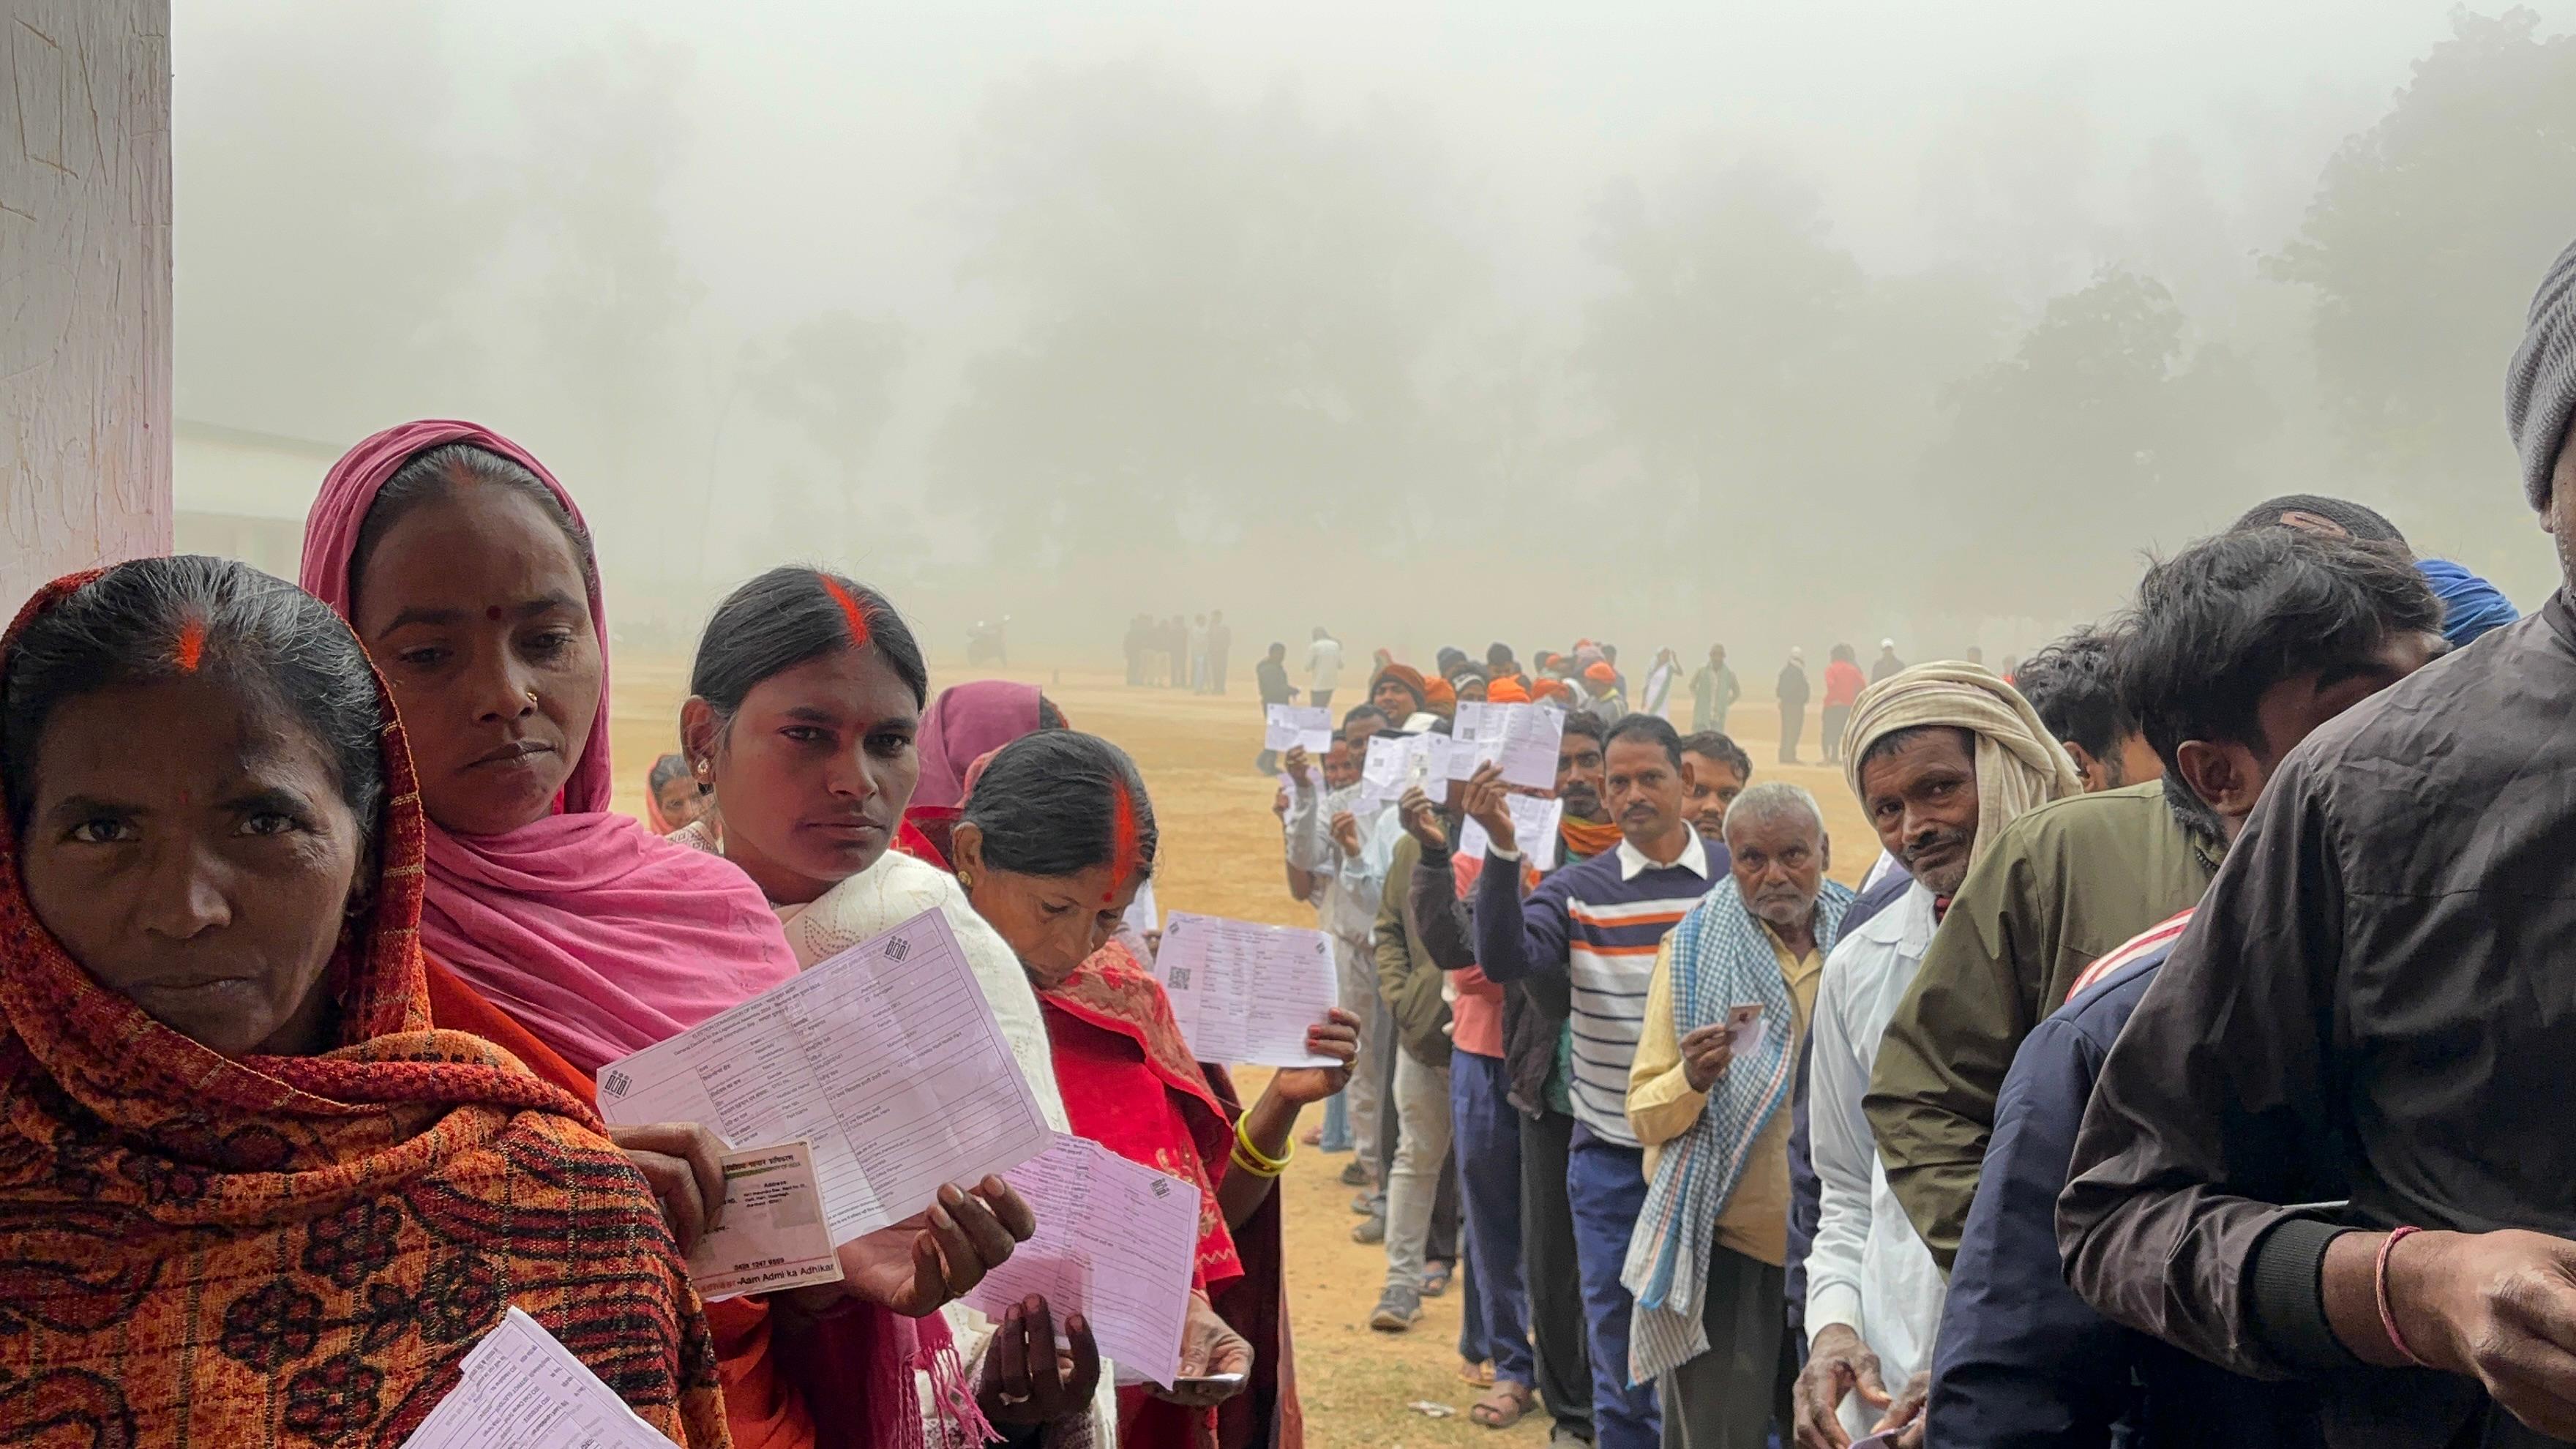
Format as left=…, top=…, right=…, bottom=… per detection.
left=2418, top=559, right=2520, bottom=647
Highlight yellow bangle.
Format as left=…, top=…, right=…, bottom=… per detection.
left=1234, top=1117, right=1291, bottom=1175
left=1229, top=1143, right=1287, bottom=1180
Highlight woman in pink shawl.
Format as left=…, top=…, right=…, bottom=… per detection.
left=903, top=681, right=1058, bottom=866
left=302, top=419, right=1030, bottom=1449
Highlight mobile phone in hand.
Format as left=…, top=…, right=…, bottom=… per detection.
left=1171, top=1371, right=1247, bottom=1391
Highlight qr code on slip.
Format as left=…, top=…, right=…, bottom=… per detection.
left=601, top=1069, right=631, bottom=1099
left=1167, top=967, right=1194, bottom=992
left=883, top=936, right=911, bottom=962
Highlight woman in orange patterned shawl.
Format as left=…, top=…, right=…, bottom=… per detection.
left=953, top=730, right=1360, bottom=1449
left=0, top=558, right=725, bottom=1447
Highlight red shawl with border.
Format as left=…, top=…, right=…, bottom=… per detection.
left=1039, top=941, right=1302, bottom=1449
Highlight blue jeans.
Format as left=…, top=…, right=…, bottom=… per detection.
left=1453, top=1050, right=1535, bottom=1386
left=1460, top=1247, right=1486, bottom=1362
left=1568, top=1123, right=1662, bottom=1449
left=1319, top=1089, right=1352, bottom=1151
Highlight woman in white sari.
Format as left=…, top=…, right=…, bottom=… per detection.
left=674, top=566, right=1112, bottom=1448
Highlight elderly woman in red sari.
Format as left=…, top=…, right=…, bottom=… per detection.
left=0, top=557, right=725, bottom=1445
left=301, top=419, right=1032, bottom=1449
left=955, top=730, right=1360, bottom=1449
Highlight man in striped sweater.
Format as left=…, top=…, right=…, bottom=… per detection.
left=1472, top=713, right=1722, bottom=1449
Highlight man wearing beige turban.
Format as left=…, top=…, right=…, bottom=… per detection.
left=1837, top=666, right=2082, bottom=897
left=1793, top=665, right=2078, bottom=1448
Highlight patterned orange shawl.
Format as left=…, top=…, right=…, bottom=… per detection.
left=0, top=572, right=728, bottom=1448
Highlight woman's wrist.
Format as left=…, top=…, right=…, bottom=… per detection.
left=1243, top=1088, right=1298, bottom=1153
left=1231, top=1114, right=1290, bottom=1179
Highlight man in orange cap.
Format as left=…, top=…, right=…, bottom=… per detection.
left=1424, top=675, right=1459, bottom=722
left=1581, top=659, right=1629, bottom=724
left=1489, top=675, right=1533, bottom=706
left=1372, top=662, right=1432, bottom=725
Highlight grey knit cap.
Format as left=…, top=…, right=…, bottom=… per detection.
left=2508, top=236, right=2576, bottom=510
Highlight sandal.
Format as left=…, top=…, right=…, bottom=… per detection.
left=1458, top=1358, right=1496, bottom=1388
left=1470, top=1382, right=1536, bottom=1430
left=1419, top=1260, right=1456, bottom=1298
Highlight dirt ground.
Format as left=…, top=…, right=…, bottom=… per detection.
left=604, top=660, right=1875, bottom=1449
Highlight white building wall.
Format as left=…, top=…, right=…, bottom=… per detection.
left=0, top=0, right=171, bottom=607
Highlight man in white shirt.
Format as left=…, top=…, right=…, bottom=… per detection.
left=1794, top=664, right=2080, bottom=1449
left=1285, top=708, right=1396, bottom=1202
left=1308, top=627, right=1345, bottom=708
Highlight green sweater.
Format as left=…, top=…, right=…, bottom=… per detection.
left=1863, top=779, right=2221, bottom=1270
left=1373, top=833, right=1453, bottom=1068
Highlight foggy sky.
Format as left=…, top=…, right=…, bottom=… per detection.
left=171, top=1, right=2576, bottom=670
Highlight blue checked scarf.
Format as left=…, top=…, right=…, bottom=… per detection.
left=1621, top=875, right=1854, bottom=1383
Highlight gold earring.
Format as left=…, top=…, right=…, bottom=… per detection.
left=957, top=870, right=974, bottom=889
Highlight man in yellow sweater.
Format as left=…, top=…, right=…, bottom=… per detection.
left=1623, top=782, right=1852, bottom=1449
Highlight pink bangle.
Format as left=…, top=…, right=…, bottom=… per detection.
left=2375, top=1226, right=2430, bottom=1368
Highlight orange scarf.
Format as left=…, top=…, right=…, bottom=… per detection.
left=0, top=572, right=727, bottom=1448
left=1561, top=813, right=1625, bottom=862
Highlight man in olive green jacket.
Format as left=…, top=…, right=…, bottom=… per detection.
left=1368, top=788, right=1457, bottom=1329
left=1862, top=779, right=2219, bottom=1270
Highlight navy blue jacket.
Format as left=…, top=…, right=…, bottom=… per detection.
left=1926, top=932, right=2319, bottom=1448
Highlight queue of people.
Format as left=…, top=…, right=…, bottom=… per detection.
left=5, top=237, right=2575, bottom=1449
left=1252, top=239, right=2576, bottom=1449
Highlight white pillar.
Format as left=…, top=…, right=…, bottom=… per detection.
left=0, top=0, right=171, bottom=610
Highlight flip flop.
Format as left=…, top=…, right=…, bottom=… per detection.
left=1470, top=1382, right=1536, bottom=1430
left=1458, top=1359, right=1496, bottom=1388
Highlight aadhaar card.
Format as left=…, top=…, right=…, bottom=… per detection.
left=689, top=1141, right=845, bottom=1302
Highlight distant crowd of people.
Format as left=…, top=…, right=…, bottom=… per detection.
left=1774, top=640, right=2004, bottom=768
left=1246, top=634, right=2018, bottom=782
left=1126, top=612, right=1235, bottom=693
